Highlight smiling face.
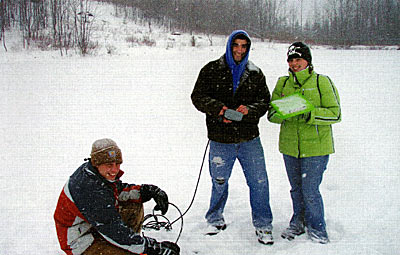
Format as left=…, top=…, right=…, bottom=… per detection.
left=97, top=162, right=121, bottom=181
left=288, top=57, right=308, bottom=72
left=232, top=38, right=249, bottom=62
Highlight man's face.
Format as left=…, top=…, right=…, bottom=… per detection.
left=288, top=58, right=308, bottom=73
left=232, top=39, right=248, bottom=62
left=97, top=162, right=121, bottom=181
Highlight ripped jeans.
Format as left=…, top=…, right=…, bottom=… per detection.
left=205, top=137, right=273, bottom=230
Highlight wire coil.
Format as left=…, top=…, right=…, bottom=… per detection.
left=141, top=140, right=210, bottom=244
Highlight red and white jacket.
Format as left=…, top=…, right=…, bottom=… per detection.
left=54, top=161, right=145, bottom=255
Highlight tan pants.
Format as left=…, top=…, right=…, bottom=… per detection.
left=83, top=202, right=144, bottom=255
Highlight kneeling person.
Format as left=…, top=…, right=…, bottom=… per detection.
left=54, top=138, right=180, bottom=255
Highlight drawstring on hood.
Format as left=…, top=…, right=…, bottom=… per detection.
left=225, top=30, right=251, bottom=93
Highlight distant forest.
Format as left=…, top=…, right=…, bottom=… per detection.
left=1, top=0, right=399, bottom=54
left=103, top=0, right=400, bottom=46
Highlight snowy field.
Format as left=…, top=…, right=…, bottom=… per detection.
left=1, top=2, right=399, bottom=255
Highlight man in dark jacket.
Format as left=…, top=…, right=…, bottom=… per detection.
left=54, top=138, right=180, bottom=255
left=191, top=30, right=273, bottom=245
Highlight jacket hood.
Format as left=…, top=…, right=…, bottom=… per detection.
left=225, top=30, right=251, bottom=93
left=225, top=30, right=251, bottom=67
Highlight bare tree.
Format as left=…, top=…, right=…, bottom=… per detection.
left=50, top=0, right=75, bottom=55
left=17, top=0, right=48, bottom=48
left=3, top=0, right=399, bottom=52
left=320, top=0, right=400, bottom=46
left=0, top=0, right=7, bottom=51
left=73, top=0, right=95, bottom=55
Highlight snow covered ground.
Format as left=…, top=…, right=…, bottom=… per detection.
left=0, top=2, right=399, bottom=255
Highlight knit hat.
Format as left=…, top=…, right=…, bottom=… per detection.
left=287, top=42, right=312, bottom=65
left=90, top=138, right=123, bottom=166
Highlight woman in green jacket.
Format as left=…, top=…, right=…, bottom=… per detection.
left=268, top=42, right=341, bottom=244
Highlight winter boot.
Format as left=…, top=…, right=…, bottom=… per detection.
left=308, top=229, right=329, bottom=244
left=281, top=226, right=305, bottom=241
left=255, top=229, right=274, bottom=245
left=204, top=224, right=227, bottom=236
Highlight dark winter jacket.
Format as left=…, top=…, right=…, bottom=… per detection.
left=191, top=32, right=270, bottom=143
left=54, top=160, right=145, bottom=255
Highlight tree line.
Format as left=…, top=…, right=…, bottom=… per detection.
left=104, top=0, right=399, bottom=46
left=1, top=0, right=96, bottom=55
left=1, top=0, right=399, bottom=54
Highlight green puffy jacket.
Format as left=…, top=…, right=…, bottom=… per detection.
left=268, top=67, right=341, bottom=158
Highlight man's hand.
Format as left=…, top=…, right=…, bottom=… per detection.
left=219, top=106, right=232, bottom=123
left=143, top=236, right=180, bottom=255
left=236, top=105, right=248, bottom=115
left=160, top=241, right=180, bottom=255
left=140, top=184, right=169, bottom=215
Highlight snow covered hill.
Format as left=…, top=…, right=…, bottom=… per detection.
left=0, top=1, right=399, bottom=255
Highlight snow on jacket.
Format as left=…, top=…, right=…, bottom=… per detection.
left=191, top=33, right=270, bottom=144
left=54, top=160, right=145, bottom=255
left=268, top=67, right=341, bottom=158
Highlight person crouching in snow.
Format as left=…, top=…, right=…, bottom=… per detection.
left=54, top=138, right=180, bottom=255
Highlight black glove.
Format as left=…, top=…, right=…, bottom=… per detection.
left=159, top=241, right=180, bottom=255
left=143, top=236, right=180, bottom=255
left=140, top=184, right=169, bottom=215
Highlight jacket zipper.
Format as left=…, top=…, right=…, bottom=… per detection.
left=297, top=120, right=301, bottom=158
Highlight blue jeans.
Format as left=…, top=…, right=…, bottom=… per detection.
left=283, top=154, right=329, bottom=238
left=205, top=137, right=273, bottom=230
